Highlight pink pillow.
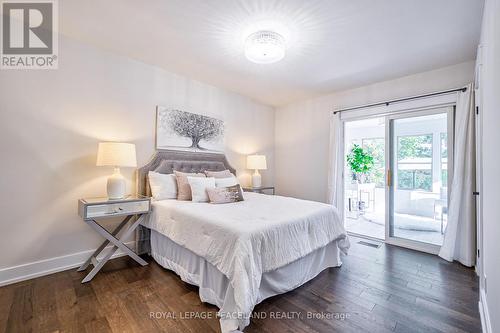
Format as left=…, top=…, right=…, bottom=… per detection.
left=174, top=171, right=205, bottom=200
left=207, top=185, right=244, bottom=204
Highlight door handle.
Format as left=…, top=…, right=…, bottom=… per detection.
left=387, top=169, right=392, bottom=187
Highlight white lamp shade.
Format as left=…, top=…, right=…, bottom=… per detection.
left=96, top=142, right=137, bottom=167
left=247, top=155, right=267, bottom=170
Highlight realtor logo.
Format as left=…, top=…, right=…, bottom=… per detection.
left=1, top=0, right=58, bottom=69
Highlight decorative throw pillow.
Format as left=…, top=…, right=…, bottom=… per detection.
left=148, top=171, right=177, bottom=200
left=207, top=185, right=244, bottom=204
left=204, top=170, right=233, bottom=178
left=188, top=176, right=216, bottom=203
left=174, top=171, right=206, bottom=200
left=215, top=176, right=239, bottom=188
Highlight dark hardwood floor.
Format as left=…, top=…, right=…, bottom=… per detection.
left=0, top=236, right=481, bottom=333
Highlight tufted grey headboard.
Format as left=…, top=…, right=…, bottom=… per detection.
left=136, top=149, right=236, bottom=254
left=137, top=149, right=236, bottom=197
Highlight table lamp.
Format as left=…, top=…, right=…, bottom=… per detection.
left=96, top=142, right=137, bottom=199
left=247, top=154, right=267, bottom=188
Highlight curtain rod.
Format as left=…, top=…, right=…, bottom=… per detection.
left=332, top=87, right=467, bottom=115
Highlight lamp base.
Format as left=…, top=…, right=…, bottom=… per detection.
left=107, top=168, right=126, bottom=200
left=251, top=170, right=262, bottom=188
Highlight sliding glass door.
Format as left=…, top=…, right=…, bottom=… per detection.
left=386, top=108, right=452, bottom=252
left=343, top=107, right=453, bottom=253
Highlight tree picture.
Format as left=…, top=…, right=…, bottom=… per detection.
left=156, top=107, right=225, bottom=153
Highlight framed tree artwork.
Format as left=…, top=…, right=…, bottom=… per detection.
left=156, top=106, right=225, bottom=153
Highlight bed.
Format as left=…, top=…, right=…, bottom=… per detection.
left=136, top=150, right=349, bottom=332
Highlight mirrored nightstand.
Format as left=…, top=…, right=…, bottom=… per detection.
left=77, top=195, right=151, bottom=283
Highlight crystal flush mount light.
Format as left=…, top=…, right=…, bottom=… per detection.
left=244, top=30, right=286, bottom=64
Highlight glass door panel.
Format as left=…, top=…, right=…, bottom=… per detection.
left=344, top=117, right=386, bottom=240
left=388, top=111, right=450, bottom=248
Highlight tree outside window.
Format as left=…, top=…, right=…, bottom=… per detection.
left=397, top=135, right=433, bottom=191
left=362, top=138, right=385, bottom=187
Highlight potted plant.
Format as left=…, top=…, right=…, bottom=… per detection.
left=347, top=144, right=374, bottom=183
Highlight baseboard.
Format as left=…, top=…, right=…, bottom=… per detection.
left=0, top=241, right=136, bottom=287
left=479, top=288, right=492, bottom=333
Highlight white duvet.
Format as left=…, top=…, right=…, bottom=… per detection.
left=143, top=192, right=349, bottom=325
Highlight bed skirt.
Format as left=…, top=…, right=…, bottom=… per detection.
left=150, top=229, right=342, bottom=333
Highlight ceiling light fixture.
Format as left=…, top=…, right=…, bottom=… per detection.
left=244, top=30, right=286, bottom=64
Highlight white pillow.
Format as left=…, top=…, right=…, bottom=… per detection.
left=188, top=176, right=216, bottom=202
left=148, top=171, right=177, bottom=200
left=215, top=176, right=239, bottom=188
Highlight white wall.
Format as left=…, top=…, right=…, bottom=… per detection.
left=275, top=61, right=475, bottom=202
left=0, top=36, right=275, bottom=283
left=477, top=0, right=500, bottom=331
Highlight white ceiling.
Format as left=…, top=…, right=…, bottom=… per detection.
left=60, top=0, right=483, bottom=107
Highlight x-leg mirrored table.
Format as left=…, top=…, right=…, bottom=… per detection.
left=77, top=196, right=151, bottom=283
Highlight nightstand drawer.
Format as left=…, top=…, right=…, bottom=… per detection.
left=81, top=200, right=150, bottom=219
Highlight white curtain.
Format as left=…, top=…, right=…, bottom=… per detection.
left=327, top=113, right=343, bottom=215
left=439, top=83, right=476, bottom=267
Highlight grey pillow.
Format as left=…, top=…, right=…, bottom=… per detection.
left=204, top=169, right=233, bottom=178
left=207, top=185, right=244, bottom=204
